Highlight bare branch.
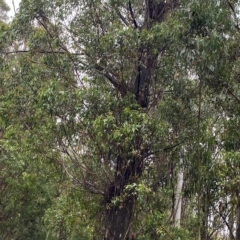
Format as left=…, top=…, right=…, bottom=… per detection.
left=210, top=201, right=235, bottom=240
left=226, top=0, right=240, bottom=32
left=128, top=1, right=138, bottom=28
left=164, top=138, right=187, bottom=152
left=116, top=8, right=130, bottom=27
left=0, top=50, right=83, bottom=55
left=95, top=64, right=120, bottom=89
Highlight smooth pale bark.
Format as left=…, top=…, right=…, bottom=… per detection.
left=173, top=156, right=184, bottom=227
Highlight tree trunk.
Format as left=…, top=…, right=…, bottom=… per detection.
left=104, top=197, right=134, bottom=240
left=173, top=150, right=184, bottom=227
left=104, top=154, right=144, bottom=240
left=229, top=197, right=235, bottom=240
left=173, top=169, right=183, bottom=227
left=201, top=193, right=209, bottom=240
left=236, top=194, right=240, bottom=240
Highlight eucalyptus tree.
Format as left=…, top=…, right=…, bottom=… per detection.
left=10, top=0, right=182, bottom=238
left=1, top=0, right=239, bottom=239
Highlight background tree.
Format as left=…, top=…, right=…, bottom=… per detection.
left=0, top=0, right=9, bottom=21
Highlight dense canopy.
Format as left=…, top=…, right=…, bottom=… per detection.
left=1, top=0, right=240, bottom=239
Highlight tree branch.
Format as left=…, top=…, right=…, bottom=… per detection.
left=95, top=64, right=120, bottom=89
left=164, top=138, right=187, bottom=152
left=226, top=0, right=240, bottom=32
left=11, top=0, right=16, bottom=14
left=116, top=8, right=130, bottom=27
left=0, top=50, right=83, bottom=55
left=128, top=1, right=138, bottom=28
left=209, top=200, right=235, bottom=240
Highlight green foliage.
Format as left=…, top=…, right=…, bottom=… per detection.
left=1, top=0, right=240, bottom=239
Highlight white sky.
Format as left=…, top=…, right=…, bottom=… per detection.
left=6, top=0, right=21, bottom=18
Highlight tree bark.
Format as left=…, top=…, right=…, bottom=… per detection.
left=173, top=167, right=183, bottom=227
left=173, top=150, right=184, bottom=227
left=201, top=192, right=209, bottom=240
left=104, top=197, right=134, bottom=240
left=236, top=194, right=240, bottom=240
left=229, top=201, right=234, bottom=240
left=104, top=154, right=144, bottom=240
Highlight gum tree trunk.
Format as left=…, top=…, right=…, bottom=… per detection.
left=104, top=154, right=144, bottom=240
left=104, top=198, right=135, bottom=240
left=173, top=164, right=183, bottom=227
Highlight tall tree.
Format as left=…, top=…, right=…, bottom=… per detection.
left=11, top=0, right=180, bottom=238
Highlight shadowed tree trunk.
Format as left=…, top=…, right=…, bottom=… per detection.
left=236, top=193, right=240, bottom=240
left=201, top=188, right=210, bottom=240
left=104, top=197, right=135, bottom=240
left=104, top=153, right=144, bottom=239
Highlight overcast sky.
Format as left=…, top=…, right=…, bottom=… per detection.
left=6, top=0, right=21, bottom=18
